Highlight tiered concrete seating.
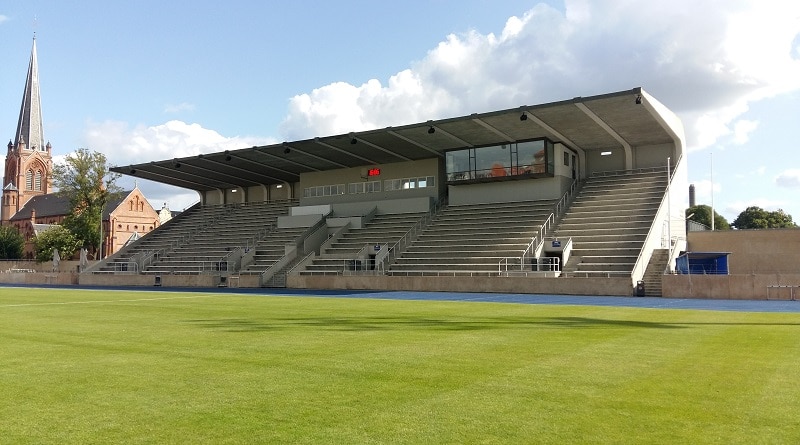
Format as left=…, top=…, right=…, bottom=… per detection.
left=238, top=226, right=308, bottom=274
left=141, top=200, right=297, bottom=275
left=388, top=200, right=556, bottom=275
left=299, top=212, right=426, bottom=274
left=554, top=171, right=667, bottom=277
left=94, top=204, right=230, bottom=273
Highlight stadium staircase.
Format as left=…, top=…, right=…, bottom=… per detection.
left=94, top=200, right=298, bottom=275
left=554, top=171, right=668, bottom=277
left=298, top=212, right=426, bottom=275
left=640, top=248, right=669, bottom=297
left=387, top=200, right=556, bottom=275
left=237, top=226, right=308, bottom=274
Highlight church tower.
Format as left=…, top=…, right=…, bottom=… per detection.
left=2, top=36, right=53, bottom=225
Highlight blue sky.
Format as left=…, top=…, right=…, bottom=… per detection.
left=1, top=0, right=799, bottom=223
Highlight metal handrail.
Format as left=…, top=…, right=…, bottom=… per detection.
left=386, top=195, right=448, bottom=267
left=512, top=178, right=578, bottom=271
left=630, top=155, right=682, bottom=285
left=590, top=165, right=670, bottom=178
left=286, top=251, right=316, bottom=276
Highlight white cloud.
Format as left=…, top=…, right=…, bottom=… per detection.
left=0, top=15, right=9, bottom=24
left=731, top=119, right=760, bottom=145
left=77, top=120, right=274, bottom=209
left=83, top=119, right=274, bottom=166
left=278, top=1, right=800, bottom=152
left=776, top=169, right=800, bottom=188
left=163, top=102, right=196, bottom=114
left=735, top=165, right=767, bottom=179
left=690, top=179, right=721, bottom=202
left=726, top=198, right=790, bottom=216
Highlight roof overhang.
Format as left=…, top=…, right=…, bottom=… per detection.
left=112, top=87, right=681, bottom=192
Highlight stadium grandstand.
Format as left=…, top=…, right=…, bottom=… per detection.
left=80, top=87, right=689, bottom=296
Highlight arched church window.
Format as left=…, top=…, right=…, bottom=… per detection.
left=26, top=170, right=33, bottom=190
left=34, top=171, right=42, bottom=191
left=129, top=200, right=134, bottom=211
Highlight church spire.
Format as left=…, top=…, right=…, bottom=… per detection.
left=14, top=35, right=45, bottom=152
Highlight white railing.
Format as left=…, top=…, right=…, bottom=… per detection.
left=590, top=165, right=670, bottom=178
left=113, top=261, right=139, bottom=273
left=518, top=234, right=539, bottom=272
left=508, top=178, right=578, bottom=272
left=384, top=195, right=447, bottom=269
left=630, top=156, right=682, bottom=287
left=286, top=252, right=316, bottom=276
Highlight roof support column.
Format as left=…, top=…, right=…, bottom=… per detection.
left=524, top=110, right=588, bottom=180
left=574, top=102, right=633, bottom=170
left=260, top=184, right=269, bottom=203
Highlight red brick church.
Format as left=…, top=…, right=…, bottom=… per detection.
left=1, top=37, right=160, bottom=259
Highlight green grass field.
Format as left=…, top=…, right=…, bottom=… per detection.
left=1, top=288, right=798, bottom=444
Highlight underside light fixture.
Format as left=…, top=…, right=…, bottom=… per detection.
left=129, top=169, right=136, bottom=175
left=276, top=184, right=283, bottom=189
left=283, top=147, right=291, bottom=154
left=350, top=137, right=358, bottom=145
left=427, top=126, right=436, bottom=134
left=174, top=162, right=181, bottom=168
left=635, top=94, right=642, bottom=104
left=519, top=112, right=528, bottom=121
left=231, top=188, right=238, bottom=193
left=225, top=154, right=232, bottom=161
left=601, top=151, right=612, bottom=156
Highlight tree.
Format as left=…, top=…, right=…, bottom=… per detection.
left=686, top=205, right=730, bottom=230
left=0, top=225, right=25, bottom=259
left=33, top=225, right=81, bottom=263
left=52, top=148, right=122, bottom=257
left=732, top=206, right=797, bottom=229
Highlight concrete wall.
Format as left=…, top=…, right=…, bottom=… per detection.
left=448, top=176, right=570, bottom=206
left=299, top=158, right=441, bottom=206
left=686, top=229, right=800, bottom=274
left=554, top=143, right=579, bottom=179
left=246, top=185, right=268, bottom=202
left=0, top=271, right=79, bottom=285
left=331, top=197, right=433, bottom=216
left=287, top=274, right=633, bottom=296
left=78, top=272, right=225, bottom=288
left=661, top=228, right=800, bottom=299
left=663, top=273, right=800, bottom=300
left=269, top=183, right=293, bottom=201
left=634, top=143, right=674, bottom=169
left=585, top=148, right=625, bottom=174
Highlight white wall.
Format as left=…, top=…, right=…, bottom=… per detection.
left=448, top=176, right=570, bottom=206
left=634, top=143, right=674, bottom=169
left=554, top=143, right=580, bottom=179
left=585, top=148, right=625, bottom=174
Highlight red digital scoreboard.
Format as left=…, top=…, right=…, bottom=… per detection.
left=367, top=168, right=381, bottom=177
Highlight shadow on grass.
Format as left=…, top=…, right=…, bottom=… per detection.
left=183, top=316, right=692, bottom=332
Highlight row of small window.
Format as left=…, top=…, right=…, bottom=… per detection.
left=304, top=176, right=436, bottom=198
left=117, top=224, right=155, bottom=232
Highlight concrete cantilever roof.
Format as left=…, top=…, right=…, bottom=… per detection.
left=112, top=87, right=682, bottom=192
